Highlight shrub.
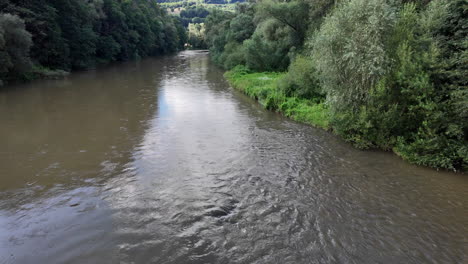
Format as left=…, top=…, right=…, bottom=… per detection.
left=244, top=26, right=291, bottom=72
left=393, top=0, right=467, bottom=171
left=278, top=55, right=323, bottom=100
left=221, top=42, right=246, bottom=69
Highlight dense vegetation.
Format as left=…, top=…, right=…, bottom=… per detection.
left=160, top=0, right=242, bottom=12
left=188, top=23, right=207, bottom=49
left=0, top=0, right=187, bottom=85
left=205, top=0, right=467, bottom=171
left=159, top=0, right=243, bottom=4
left=179, top=6, right=210, bottom=27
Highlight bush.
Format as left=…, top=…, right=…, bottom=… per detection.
left=244, top=26, right=291, bottom=72
left=392, top=0, right=468, bottom=171
left=278, top=55, right=323, bottom=100
left=221, top=42, right=246, bottom=69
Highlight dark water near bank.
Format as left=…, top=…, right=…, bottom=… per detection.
left=0, top=51, right=466, bottom=264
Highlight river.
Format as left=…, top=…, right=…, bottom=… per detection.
left=0, top=51, right=466, bottom=264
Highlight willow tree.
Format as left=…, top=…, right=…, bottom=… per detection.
left=311, top=0, right=396, bottom=112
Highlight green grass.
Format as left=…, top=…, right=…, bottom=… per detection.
left=225, top=66, right=330, bottom=129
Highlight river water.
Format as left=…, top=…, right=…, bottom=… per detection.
left=0, top=51, right=466, bottom=264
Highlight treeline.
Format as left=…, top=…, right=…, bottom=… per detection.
left=205, top=0, right=467, bottom=171
left=0, top=0, right=187, bottom=85
left=159, top=0, right=243, bottom=3
left=180, top=6, right=210, bottom=27
left=180, top=6, right=210, bottom=49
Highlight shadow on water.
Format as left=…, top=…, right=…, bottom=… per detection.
left=0, top=51, right=466, bottom=264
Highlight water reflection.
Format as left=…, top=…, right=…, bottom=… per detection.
left=0, top=57, right=164, bottom=263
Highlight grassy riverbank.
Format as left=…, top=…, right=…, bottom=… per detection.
left=225, top=66, right=329, bottom=130
left=208, top=0, right=467, bottom=172
left=225, top=66, right=467, bottom=172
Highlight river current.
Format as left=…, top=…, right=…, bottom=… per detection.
left=0, top=51, right=466, bottom=263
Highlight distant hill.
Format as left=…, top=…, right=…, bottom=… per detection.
left=158, top=0, right=244, bottom=3
left=159, top=0, right=245, bottom=12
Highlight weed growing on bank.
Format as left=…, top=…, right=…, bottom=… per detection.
left=225, top=66, right=330, bottom=130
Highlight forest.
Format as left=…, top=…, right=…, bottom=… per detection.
left=0, top=0, right=187, bottom=85
left=179, top=6, right=210, bottom=27
left=204, top=0, right=467, bottom=171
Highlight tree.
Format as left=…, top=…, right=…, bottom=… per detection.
left=227, top=14, right=255, bottom=42
left=0, top=14, right=32, bottom=83
left=255, top=0, right=310, bottom=46
left=311, top=0, right=396, bottom=111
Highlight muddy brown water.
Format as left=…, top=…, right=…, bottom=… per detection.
left=0, top=51, right=466, bottom=264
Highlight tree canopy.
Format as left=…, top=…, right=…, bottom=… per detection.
left=0, top=0, right=187, bottom=83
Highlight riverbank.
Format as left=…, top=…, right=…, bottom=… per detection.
left=206, top=0, right=466, bottom=172
left=225, top=66, right=466, bottom=172
left=0, top=1, right=187, bottom=87
left=225, top=67, right=330, bottom=130
left=1, top=50, right=466, bottom=263
left=0, top=67, right=70, bottom=87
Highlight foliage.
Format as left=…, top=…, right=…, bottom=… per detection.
left=204, top=8, right=235, bottom=64
left=243, top=26, right=292, bottom=72
left=311, top=0, right=396, bottom=112
left=204, top=0, right=310, bottom=71
left=278, top=55, right=323, bottom=100
left=188, top=23, right=207, bottom=48
left=225, top=66, right=330, bottom=129
left=0, top=14, right=32, bottom=83
left=208, top=0, right=467, bottom=171
left=393, top=0, right=468, bottom=170
left=180, top=6, right=210, bottom=27
left=309, top=0, right=466, bottom=170
left=219, top=42, right=246, bottom=69
left=181, top=6, right=209, bottom=19
left=0, top=0, right=187, bottom=84
left=254, top=0, right=310, bottom=46
left=227, top=13, right=255, bottom=43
